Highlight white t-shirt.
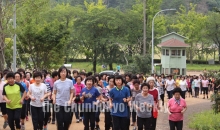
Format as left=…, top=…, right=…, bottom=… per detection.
left=30, top=83, right=47, bottom=107
left=194, top=79, right=201, bottom=87
left=179, top=80, right=188, bottom=91
left=166, top=80, right=175, bottom=91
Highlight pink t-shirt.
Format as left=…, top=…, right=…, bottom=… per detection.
left=202, top=80, right=209, bottom=87
left=74, top=83, right=85, bottom=95
left=0, top=81, right=6, bottom=103
left=168, top=98, right=187, bottom=121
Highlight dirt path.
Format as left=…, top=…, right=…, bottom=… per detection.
left=0, top=95, right=212, bottom=130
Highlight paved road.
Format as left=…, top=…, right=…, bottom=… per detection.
left=0, top=95, right=212, bottom=130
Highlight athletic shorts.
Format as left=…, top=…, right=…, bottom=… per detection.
left=0, top=103, right=7, bottom=115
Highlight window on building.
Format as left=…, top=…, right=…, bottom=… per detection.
left=166, top=49, right=169, bottom=56
left=162, top=49, right=165, bottom=55
left=182, top=50, right=185, bottom=56
left=182, top=68, right=185, bottom=75
left=170, top=68, right=180, bottom=75
left=171, top=50, right=181, bottom=56
left=165, top=68, right=169, bottom=74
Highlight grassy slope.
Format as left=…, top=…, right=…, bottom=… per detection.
left=70, top=62, right=220, bottom=72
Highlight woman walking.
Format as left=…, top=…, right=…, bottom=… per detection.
left=135, top=83, right=154, bottom=130
left=179, top=77, right=188, bottom=99
left=167, top=87, right=187, bottom=130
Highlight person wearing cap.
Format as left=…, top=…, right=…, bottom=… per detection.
left=147, top=77, right=160, bottom=130
left=167, top=87, right=187, bottom=130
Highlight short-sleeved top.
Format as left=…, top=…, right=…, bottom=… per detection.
left=80, top=87, right=100, bottom=109
left=166, top=80, right=175, bottom=91
left=0, top=81, right=6, bottom=103
left=29, top=83, right=47, bottom=107
left=194, top=79, right=201, bottom=87
left=135, top=93, right=154, bottom=118
left=2, top=82, right=25, bottom=109
left=131, top=89, right=141, bottom=101
left=179, top=80, right=188, bottom=91
left=109, top=86, right=131, bottom=117
left=156, top=81, right=164, bottom=95
left=20, top=82, right=28, bottom=104
left=168, top=98, right=187, bottom=121
left=202, top=80, right=209, bottom=87
left=54, top=79, right=74, bottom=106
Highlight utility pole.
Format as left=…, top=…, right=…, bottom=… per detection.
left=13, top=0, right=16, bottom=72
left=143, top=0, right=146, bottom=55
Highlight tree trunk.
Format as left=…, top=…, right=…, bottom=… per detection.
left=190, top=48, right=193, bottom=64
left=0, top=2, right=5, bottom=71
left=218, top=45, right=220, bottom=64
left=109, top=63, right=113, bottom=70
left=93, top=49, right=97, bottom=73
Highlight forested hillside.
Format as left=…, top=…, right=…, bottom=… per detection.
left=52, top=0, right=220, bottom=12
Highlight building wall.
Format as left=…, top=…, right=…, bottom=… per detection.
left=161, top=47, right=187, bottom=75
left=161, top=33, right=185, bottom=43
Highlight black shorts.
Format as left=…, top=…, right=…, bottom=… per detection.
left=21, top=104, right=27, bottom=119
left=0, top=102, right=7, bottom=115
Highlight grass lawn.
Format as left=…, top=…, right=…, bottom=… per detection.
left=70, top=62, right=117, bottom=72
left=70, top=62, right=220, bottom=72
left=187, top=64, right=220, bottom=71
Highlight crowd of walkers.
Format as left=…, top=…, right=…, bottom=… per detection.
left=0, top=66, right=218, bottom=130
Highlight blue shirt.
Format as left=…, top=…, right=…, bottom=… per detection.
left=72, top=78, right=76, bottom=85
left=80, top=87, right=100, bottom=109
left=102, top=80, right=108, bottom=88
left=109, top=86, right=130, bottom=117
left=20, top=82, right=28, bottom=104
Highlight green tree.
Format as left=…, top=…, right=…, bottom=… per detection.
left=171, top=4, right=207, bottom=64
left=16, top=0, right=69, bottom=70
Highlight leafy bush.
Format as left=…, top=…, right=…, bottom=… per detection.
left=189, top=110, right=220, bottom=130
left=123, top=55, right=151, bottom=74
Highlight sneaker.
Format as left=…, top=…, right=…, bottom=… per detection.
left=3, top=121, right=8, bottom=129
left=26, top=116, right=28, bottom=121
left=207, top=96, right=209, bottom=99
left=52, top=120, right=55, bottom=124
left=21, top=125, right=25, bottom=130
left=76, top=119, right=80, bottom=123
left=79, top=118, right=82, bottom=122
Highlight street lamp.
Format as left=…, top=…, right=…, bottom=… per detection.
left=151, top=9, right=176, bottom=74
left=13, top=0, right=16, bottom=72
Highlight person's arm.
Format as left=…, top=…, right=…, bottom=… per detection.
left=2, top=85, right=11, bottom=104
left=167, top=102, right=172, bottom=115
left=181, top=101, right=187, bottom=114
left=19, top=83, right=26, bottom=103
left=40, top=84, right=50, bottom=102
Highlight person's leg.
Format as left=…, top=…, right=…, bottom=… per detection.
left=167, top=91, right=170, bottom=99
left=83, top=109, right=90, bottom=130
left=75, top=103, right=79, bottom=121
left=0, top=103, right=8, bottom=128
left=56, top=105, right=64, bottom=130
left=182, top=91, right=186, bottom=99
left=104, top=110, right=111, bottom=130
left=205, top=88, right=209, bottom=98
left=52, top=101, right=56, bottom=123
left=137, top=117, right=144, bottom=130
left=79, top=103, right=83, bottom=121
left=95, top=107, right=100, bottom=129
left=7, top=108, right=15, bottom=130
left=31, top=105, right=39, bottom=130
left=160, top=94, right=164, bottom=106
left=144, top=117, right=151, bottom=130
left=43, top=105, right=50, bottom=128
left=176, top=121, right=183, bottom=130
left=150, top=116, right=157, bottom=130
left=169, top=120, right=175, bottom=130
left=112, top=116, right=120, bottom=130
left=63, top=106, right=72, bottom=130
left=21, top=103, right=26, bottom=129
left=14, top=108, right=22, bottom=130
left=90, top=110, right=96, bottom=130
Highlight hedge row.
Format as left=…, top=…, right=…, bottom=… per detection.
left=69, top=58, right=219, bottom=64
